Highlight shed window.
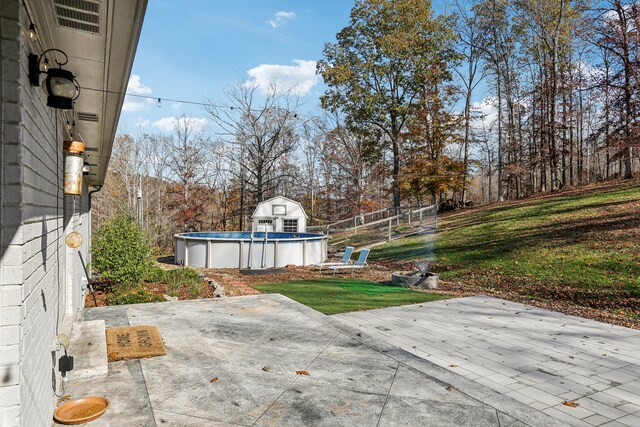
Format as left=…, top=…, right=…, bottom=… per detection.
left=272, top=205, right=287, bottom=215
left=283, top=219, right=298, bottom=232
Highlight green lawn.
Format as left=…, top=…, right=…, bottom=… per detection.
left=368, top=182, right=640, bottom=314
left=254, top=278, right=448, bottom=314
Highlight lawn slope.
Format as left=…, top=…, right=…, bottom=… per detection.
left=370, top=181, right=640, bottom=323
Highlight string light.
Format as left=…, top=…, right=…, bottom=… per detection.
left=28, top=23, right=37, bottom=42
left=78, top=85, right=316, bottom=120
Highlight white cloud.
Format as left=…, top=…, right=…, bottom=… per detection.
left=123, top=75, right=152, bottom=111
left=122, top=99, right=150, bottom=112
left=245, top=59, right=320, bottom=96
left=473, top=97, right=498, bottom=129
left=275, top=11, right=295, bottom=19
left=136, top=118, right=151, bottom=128
left=269, top=10, right=295, bottom=28
left=171, top=102, right=183, bottom=110
left=127, top=75, right=152, bottom=95
left=152, top=116, right=208, bottom=133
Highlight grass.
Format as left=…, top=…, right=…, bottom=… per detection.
left=254, top=278, right=448, bottom=315
left=368, top=182, right=640, bottom=313
left=145, top=266, right=206, bottom=299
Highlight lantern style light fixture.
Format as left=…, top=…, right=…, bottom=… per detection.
left=28, top=48, right=80, bottom=109
left=63, top=140, right=85, bottom=195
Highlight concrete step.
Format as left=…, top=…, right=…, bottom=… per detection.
left=67, top=319, right=108, bottom=380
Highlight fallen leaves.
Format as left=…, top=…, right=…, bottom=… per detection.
left=562, top=400, right=579, bottom=408
left=210, top=377, right=219, bottom=383
left=448, top=364, right=458, bottom=368
left=262, top=366, right=270, bottom=372
left=58, top=395, right=71, bottom=402
left=296, top=370, right=310, bottom=376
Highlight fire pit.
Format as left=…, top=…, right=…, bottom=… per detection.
left=391, top=262, right=439, bottom=289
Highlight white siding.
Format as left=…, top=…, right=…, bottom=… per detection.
left=0, top=2, right=90, bottom=425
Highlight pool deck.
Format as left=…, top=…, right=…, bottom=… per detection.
left=336, top=296, right=640, bottom=427
left=58, top=294, right=564, bottom=426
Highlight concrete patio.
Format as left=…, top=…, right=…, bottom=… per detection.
left=336, top=296, right=640, bottom=427
left=58, top=294, right=564, bottom=426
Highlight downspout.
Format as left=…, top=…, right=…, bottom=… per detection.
left=88, top=185, right=102, bottom=211
left=87, top=185, right=102, bottom=275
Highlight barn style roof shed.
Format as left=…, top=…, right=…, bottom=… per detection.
left=251, top=196, right=308, bottom=233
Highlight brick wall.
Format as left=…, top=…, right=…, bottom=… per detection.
left=1, top=1, right=91, bottom=425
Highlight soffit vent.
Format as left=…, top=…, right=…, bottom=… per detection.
left=52, top=0, right=100, bottom=34
left=77, top=112, right=99, bottom=122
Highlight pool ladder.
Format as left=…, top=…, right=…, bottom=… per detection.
left=248, top=229, right=268, bottom=269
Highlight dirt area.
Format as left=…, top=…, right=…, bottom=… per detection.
left=158, top=259, right=396, bottom=297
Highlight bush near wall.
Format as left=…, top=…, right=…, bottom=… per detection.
left=92, top=213, right=153, bottom=284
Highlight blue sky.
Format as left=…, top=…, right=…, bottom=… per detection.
left=118, top=1, right=354, bottom=134
left=117, top=1, right=491, bottom=136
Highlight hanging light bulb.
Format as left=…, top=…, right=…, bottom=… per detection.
left=156, top=98, right=162, bottom=108
left=28, top=23, right=37, bottom=42
left=41, top=58, right=49, bottom=72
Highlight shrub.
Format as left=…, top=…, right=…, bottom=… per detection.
left=92, top=213, right=153, bottom=284
left=106, top=286, right=164, bottom=306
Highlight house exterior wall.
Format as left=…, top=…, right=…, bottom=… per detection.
left=0, top=1, right=90, bottom=425
left=252, top=197, right=308, bottom=233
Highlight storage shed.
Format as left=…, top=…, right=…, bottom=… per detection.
left=251, top=196, right=308, bottom=233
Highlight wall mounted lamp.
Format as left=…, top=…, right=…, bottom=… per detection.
left=28, top=48, right=80, bottom=109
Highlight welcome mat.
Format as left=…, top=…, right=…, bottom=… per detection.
left=105, top=325, right=166, bottom=362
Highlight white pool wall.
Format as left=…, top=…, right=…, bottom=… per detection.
left=174, top=232, right=328, bottom=269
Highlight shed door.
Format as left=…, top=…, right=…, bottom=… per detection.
left=256, top=219, right=274, bottom=232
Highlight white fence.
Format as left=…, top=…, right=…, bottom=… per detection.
left=311, top=205, right=437, bottom=250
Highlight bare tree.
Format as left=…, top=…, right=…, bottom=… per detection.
left=300, top=116, right=326, bottom=225
left=206, top=83, right=300, bottom=207
left=162, top=114, right=210, bottom=231
left=456, top=0, right=486, bottom=204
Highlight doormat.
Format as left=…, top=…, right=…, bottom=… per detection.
left=105, top=325, right=166, bottom=362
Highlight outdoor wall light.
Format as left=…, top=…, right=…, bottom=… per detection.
left=28, top=49, right=80, bottom=109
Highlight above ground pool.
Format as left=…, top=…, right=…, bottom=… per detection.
left=174, top=232, right=329, bottom=269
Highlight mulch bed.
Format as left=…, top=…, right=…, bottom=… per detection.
left=84, top=278, right=213, bottom=308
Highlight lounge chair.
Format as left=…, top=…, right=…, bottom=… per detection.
left=315, top=246, right=354, bottom=271
left=330, top=248, right=370, bottom=276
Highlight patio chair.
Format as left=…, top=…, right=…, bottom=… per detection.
left=315, top=246, right=354, bottom=271
left=330, top=248, right=370, bottom=276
